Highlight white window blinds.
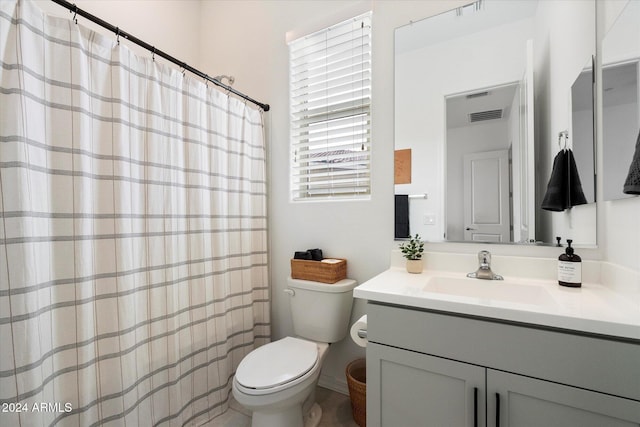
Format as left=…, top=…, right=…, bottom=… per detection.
left=289, top=12, right=372, bottom=201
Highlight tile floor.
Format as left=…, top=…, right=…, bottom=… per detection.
left=200, top=386, right=360, bottom=427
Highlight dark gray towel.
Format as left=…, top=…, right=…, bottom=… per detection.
left=623, top=130, right=640, bottom=195
left=395, top=195, right=410, bottom=238
left=542, top=149, right=587, bottom=211
left=541, top=150, right=569, bottom=211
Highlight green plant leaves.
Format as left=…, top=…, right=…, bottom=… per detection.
left=399, top=234, right=425, bottom=260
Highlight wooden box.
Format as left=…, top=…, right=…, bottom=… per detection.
left=290, top=258, right=347, bottom=284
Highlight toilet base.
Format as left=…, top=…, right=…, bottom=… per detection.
left=250, top=401, right=322, bottom=427
left=303, top=403, right=322, bottom=427
left=251, top=404, right=303, bottom=427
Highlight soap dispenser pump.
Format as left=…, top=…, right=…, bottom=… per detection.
left=558, top=239, right=582, bottom=288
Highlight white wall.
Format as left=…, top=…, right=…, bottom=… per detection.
left=601, top=1, right=639, bottom=202
left=35, top=1, right=202, bottom=68
left=603, top=101, right=638, bottom=200
left=572, top=106, right=596, bottom=203
left=602, top=0, right=640, bottom=65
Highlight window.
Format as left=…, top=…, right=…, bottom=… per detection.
left=289, top=12, right=372, bottom=201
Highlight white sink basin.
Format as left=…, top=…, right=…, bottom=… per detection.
left=423, top=276, right=556, bottom=306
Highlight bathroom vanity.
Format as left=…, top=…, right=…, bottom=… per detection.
left=354, top=267, right=640, bottom=427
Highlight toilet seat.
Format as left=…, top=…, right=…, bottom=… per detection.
left=235, top=337, right=318, bottom=393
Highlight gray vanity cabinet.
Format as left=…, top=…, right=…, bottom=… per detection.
left=368, top=342, right=485, bottom=427
left=366, top=302, right=640, bottom=427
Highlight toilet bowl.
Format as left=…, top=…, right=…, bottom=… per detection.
left=232, top=277, right=358, bottom=427
left=232, top=337, right=329, bottom=427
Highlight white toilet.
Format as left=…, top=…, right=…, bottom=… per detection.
left=232, top=277, right=358, bottom=427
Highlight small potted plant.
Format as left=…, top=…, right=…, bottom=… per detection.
left=399, top=234, right=425, bottom=274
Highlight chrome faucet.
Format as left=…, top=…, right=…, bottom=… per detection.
left=467, top=250, right=503, bottom=280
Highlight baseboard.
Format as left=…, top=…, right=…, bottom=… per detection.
left=318, top=373, right=349, bottom=396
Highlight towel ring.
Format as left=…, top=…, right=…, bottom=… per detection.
left=558, top=130, right=569, bottom=150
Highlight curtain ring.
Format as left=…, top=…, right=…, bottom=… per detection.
left=152, top=46, right=155, bottom=62
left=72, top=4, right=78, bottom=24
left=204, top=74, right=209, bottom=87
left=116, top=27, right=120, bottom=45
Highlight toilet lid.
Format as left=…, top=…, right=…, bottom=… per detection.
left=235, top=337, right=318, bottom=390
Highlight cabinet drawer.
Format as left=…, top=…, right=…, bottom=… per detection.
left=367, top=302, right=640, bottom=401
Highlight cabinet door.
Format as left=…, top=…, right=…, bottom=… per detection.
left=367, top=342, right=485, bottom=427
left=487, top=369, right=640, bottom=427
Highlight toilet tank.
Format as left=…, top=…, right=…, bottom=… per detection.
left=287, top=277, right=358, bottom=343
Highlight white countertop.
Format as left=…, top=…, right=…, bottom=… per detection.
left=354, top=267, right=640, bottom=341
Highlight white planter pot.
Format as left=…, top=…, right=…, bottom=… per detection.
left=406, top=259, right=424, bottom=274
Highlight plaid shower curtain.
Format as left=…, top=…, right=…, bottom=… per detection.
left=0, top=1, right=270, bottom=425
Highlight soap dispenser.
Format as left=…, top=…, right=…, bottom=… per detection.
left=558, top=239, right=582, bottom=288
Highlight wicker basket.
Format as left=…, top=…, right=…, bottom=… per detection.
left=346, top=358, right=366, bottom=427
left=290, top=258, right=347, bottom=284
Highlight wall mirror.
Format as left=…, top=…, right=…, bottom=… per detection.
left=394, top=0, right=597, bottom=246
left=602, top=0, right=640, bottom=201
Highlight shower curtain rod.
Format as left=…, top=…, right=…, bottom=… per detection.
left=50, top=0, right=270, bottom=112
